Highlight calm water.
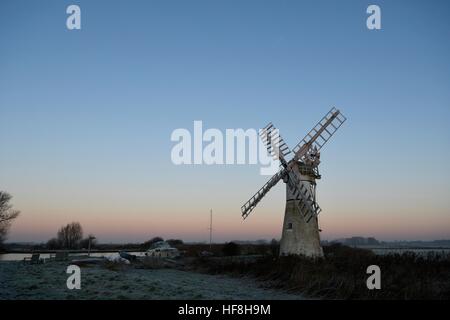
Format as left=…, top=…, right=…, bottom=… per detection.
left=370, top=248, right=450, bottom=256
left=0, top=252, right=146, bottom=261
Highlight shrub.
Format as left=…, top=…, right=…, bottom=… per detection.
left=141, top=237, right=164, bottom=250
left=222, top=242, right=241, bottom=256
left=167, top=239, right=184, bottom=246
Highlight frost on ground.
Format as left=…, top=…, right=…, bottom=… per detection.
left=0, top=261, right=304, bottom=300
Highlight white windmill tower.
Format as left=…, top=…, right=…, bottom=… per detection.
left=241, top=108, right=346, bottom=257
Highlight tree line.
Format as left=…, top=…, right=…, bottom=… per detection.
left=46, top=222, right=97, bottom=250
left=0, top=191, right=246, bottom=254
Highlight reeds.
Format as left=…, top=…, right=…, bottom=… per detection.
left=193, top=244, right=450, bottom=299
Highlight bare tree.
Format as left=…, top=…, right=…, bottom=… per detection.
left=57, top=222, right=83, bottom=249
left=0, top=191, right=20, bottom=246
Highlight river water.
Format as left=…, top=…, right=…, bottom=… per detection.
left=0, top=252, right=146, bottom=261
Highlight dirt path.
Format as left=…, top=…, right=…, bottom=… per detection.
left=0, top=261, right=304, bottom=300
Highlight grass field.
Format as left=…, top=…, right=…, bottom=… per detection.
left=1, top=244, right=449, bottom=300
left=0, top=260, right=304, bottom=300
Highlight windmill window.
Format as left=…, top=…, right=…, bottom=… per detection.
left=287, top=223, right=293, bottom=230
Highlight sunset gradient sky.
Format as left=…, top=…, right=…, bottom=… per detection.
left=1, top=0, right=449, bottom=243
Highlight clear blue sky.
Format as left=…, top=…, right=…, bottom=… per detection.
left=1, top=0, right=449, bottom=242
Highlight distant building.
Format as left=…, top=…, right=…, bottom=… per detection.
left=145, top=241, right=180, bottom=258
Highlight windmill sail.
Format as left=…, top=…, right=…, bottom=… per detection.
left=285, top=170, right=321, bottom=221
left=292, top=108, right=346, bottom=162
left=260, top=123, right=291, bottom=165
left=241, top=170, right=284, bottom=219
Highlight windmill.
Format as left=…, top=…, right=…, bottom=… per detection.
left=241, top=108, right=346, bottom=257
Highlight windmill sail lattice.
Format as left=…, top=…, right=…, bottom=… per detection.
left=241, top=170, right=284, bottom=219
left=260, top=123, right=291, bottom=165
left=292, top=107, right=346, bottom=162
left=285, top=170, right=322, bottom=222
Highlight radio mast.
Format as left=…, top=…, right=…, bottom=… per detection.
left=209, top=209, right=213, bottom=249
